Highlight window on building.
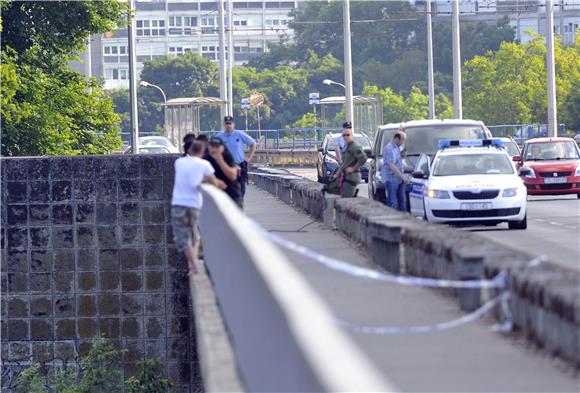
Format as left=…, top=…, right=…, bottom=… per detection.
left=104, top=45, right=128, bottom=62
left=201, top=45, right=218, bottom=60
left=105, top=68, right=129, bottom=80
left=201, top=17, right=217, bottom=34
left=265, top=19, right=288, bottom=27
left=169, top=46, right=194, bottom=56
left=234, top=19, right=248, bottom=26
left=169, top=16, right=197, bottom=35
left=136, top=19, right=166, bottom=37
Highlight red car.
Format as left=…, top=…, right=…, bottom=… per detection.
left=516, top=137, right=580, bottom=198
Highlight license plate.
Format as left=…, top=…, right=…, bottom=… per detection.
left=460, top=202, right=492, bottom=211
left=544, top=177, right=567, bottom=184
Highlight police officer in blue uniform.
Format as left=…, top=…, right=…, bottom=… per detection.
left=217, top=116, right=257, bottom=198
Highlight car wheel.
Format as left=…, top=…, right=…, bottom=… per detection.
left=577, top=193, right=580, bottom=199
left=508, top=215, right=527, bottom=230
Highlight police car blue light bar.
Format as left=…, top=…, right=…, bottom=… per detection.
left=438, top=139, right=503, bottom=149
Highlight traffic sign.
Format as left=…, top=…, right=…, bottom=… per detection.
left=309, top=92, right=320, bottom=105
left=249, top=92, right=264, bottom=107
left=241, top=98, right=251, bottom=109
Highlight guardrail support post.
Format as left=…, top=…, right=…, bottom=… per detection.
left=322, top=194, right=338, bottom=229
left=455, top=256, right=485, bottom=311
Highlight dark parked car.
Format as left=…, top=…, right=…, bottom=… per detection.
left=316, top=132, right=372, bottom=183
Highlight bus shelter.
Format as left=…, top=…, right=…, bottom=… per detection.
left=163, top=97, right=225, bottom=147
left=319, top=96, right=383, bottom=140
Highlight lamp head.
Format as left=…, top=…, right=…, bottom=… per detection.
left=322, top=79, right=333, bottom=86
left=140, top=81, right=151, bottom=87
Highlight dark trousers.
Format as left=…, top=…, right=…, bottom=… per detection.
left=239, top=161, right=248, bottom=196
left=385, top=180, right=406, bottom=212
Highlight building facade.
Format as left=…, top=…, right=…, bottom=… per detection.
left=74, top=0, right=298, bottom=89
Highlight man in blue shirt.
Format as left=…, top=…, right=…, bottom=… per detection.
left=217, top=116, right=257, bottom=197
left=382, top=131, right=410, bottom=211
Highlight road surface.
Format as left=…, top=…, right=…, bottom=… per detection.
left=283, top=166, right=580, bottom=270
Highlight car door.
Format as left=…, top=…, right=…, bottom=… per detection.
left=409, top=153, right=430, bottom=217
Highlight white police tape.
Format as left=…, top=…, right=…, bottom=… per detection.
left=248, top=171, right=302, bottom=180
left=253, top=223, right=506, bottom=289
left=336, top=292, right=510, bottom=335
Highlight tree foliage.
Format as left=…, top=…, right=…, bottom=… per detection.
left=1, top=0, right=127, bottom=156
left=15, top=338, right=173, bottom=393
left=463, top=33, right=579, bottom=129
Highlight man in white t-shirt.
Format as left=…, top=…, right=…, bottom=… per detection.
left=171, top=139, right=225, bottom=274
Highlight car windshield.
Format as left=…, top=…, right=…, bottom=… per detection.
left=139, top=147, right=169, bottom=154
left=523, top=141, right=580, bottom=161
left=432, top=153, right=514, bottom=176
left=503, top=141, right=520, bottom=157
left=327, top=135, right=370, bottom=151
left=379, top=129, right=397, bottom=153
left=403, top=125, right=487, bottom=155
left=141, top=137, right=172, bottom=147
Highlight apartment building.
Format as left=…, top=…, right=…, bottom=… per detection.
left=75, top=0, right=298, bottom=89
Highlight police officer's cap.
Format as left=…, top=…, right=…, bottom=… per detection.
left=343, top=121, right=352, bottom=129
left=224, top=116, right=234, bottom=123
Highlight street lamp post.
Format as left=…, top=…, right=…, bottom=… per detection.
left=545, top=0, right=558, bottom=137
left=127, top=0, right=139, bottom=153
left=426, top=0, right=435, bottom=119
left=140, top=81, right=167, bottom=103
left=451, top=0, right=463, bottom=119
left=342, top=0, right=354, bottom=127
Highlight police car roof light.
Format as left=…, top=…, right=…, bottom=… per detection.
left=437, top=139, right=503, bottom=149
left=438, top=139, right=451, bottom=149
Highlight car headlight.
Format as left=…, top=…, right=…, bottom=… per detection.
left=424, top=189, right=450, bottom=199
left=502, top=187, right=518, bottom=197
left=575, top=165, right=580, bottom=176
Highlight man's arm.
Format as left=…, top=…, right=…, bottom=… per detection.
left=246, top=142, right=257, bottom=162
left=334, top=146, right=342, bottom=163
left=384, top=146, right=409, bottom=183
left=212, top=154, right=239, bottom=181
left=203, top=174, right=227, bottom=189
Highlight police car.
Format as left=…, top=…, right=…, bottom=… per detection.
left=409, top=139, right=528, bottom=230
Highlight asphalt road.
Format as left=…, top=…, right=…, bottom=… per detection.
left=283, top=166, right=580, bottom=270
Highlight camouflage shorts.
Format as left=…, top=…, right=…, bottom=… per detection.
left=171, top=206, right=200, bottom=252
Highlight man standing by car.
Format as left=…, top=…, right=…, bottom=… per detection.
left=382, top=131, right=410, bottom=211
left=204, top=137, right=243, bottom=208
left=217, top=116, right=257, bottom=199
left=334, top=122, right=355, bottom=164
left=328, top=122, right=367, bottom=197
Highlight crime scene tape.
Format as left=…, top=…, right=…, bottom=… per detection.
left=336, top=292, right=510, bottom=335
left=251, top=221, right=506, bottom=289
left=248, top=171, right=302, bottom=179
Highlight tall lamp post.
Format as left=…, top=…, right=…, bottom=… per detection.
left=128, top=0, right=139, bottom=153
left=140, top=81, right=167, bottom=102
left=342, top=0, right=354, bottom=127
left=545, top=0, right=558, bottom=137
left=451, top=0, right=463, bottom=119
left=426, top=0, right=435, bottom=119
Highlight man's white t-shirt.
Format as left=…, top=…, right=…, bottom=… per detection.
left=171, top=155, right=215, bottom=209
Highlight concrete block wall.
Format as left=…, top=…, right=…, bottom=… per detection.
left=0, top=155, right=201, bottom=392
left=250, top=169, right=580, bottom=368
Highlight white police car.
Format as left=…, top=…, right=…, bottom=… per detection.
left=409, top=139, right=528, bottom=229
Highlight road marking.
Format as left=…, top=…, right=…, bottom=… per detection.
left=534, top=218, right=546, bottom=222
left=549, top=221, right=563, bottom=226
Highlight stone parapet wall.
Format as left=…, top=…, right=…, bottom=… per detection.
left=0, top=155, right=200, bottom=392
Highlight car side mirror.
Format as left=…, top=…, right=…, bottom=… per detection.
left=411, top=170, right=428, bottom=179
left=403, top=163, right=414, bottom=174
left=518, top=167, right=531, bottom=177
left=512, top=155, right=521, bottom=162
left=318, top=147, right=323, bottom=153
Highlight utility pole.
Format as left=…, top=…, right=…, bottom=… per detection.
left=343, top=0, right=354, bottom=127
left=426, top=0, right=435, bottom=119
left=218, top=0, right=228, bottom=119
left=227, top=0, right=234, bottom=116
left=451, top=0, right=463, bottom=119
left=545, top=0, right=558, bottom=137
left=128, top=0, right=139, bottom=153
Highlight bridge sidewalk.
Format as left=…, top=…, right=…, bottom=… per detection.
left=244, top=185, right=577, bottom=392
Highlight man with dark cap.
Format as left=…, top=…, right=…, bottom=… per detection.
left=217, top=116, right=257, bottom=198
left=204, top=137, right=243, bottom=208
left=327, top=122, right=367, bottom=198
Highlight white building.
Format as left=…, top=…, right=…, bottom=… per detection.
left=75, top=0, right=299, bottom=89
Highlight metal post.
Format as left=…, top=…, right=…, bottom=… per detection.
left=85, top=37, right=92, bottom=78
left=128, top=0, right=139, bottom=153
left=342, top=0, right=354, bottom=126
left=218, top=0, right=228, bottom=119
left=426, top=0, right=435, bottom=119
left=545, top=0, right=558, bottom=137
left=451, top=0, right=463, bottom=119
left=227, top=0, right=234, bottom=116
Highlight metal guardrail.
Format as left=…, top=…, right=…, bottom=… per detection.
left=487, top=123, right=568, bottom=146
left=198, top=185, right=391, bottom=392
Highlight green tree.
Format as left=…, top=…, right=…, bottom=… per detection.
left=125, top=360, right=174, bottom=393
left=463, top=33, right=579, bottom=126
left=1, top=0, right=127, bottom=156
